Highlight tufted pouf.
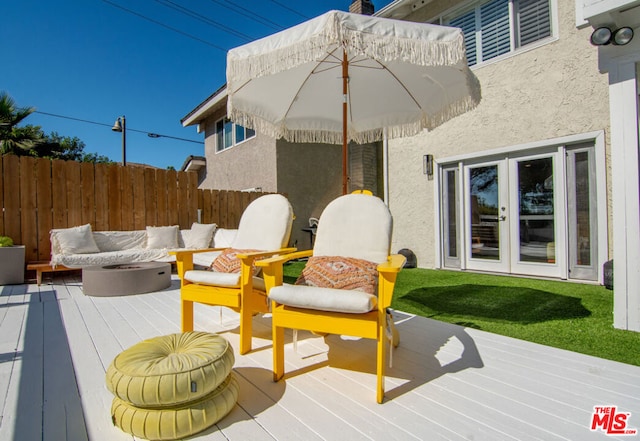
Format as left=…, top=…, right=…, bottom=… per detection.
left=106, top=332, right=235, bottom=408
left=111, top=373, right=239, bottom=440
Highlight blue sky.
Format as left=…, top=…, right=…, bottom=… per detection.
left=3, top=0, right=383, bottom=169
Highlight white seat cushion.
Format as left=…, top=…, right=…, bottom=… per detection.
left=184, top=270, right=266, bottom=291
left=268, top=284, right=377, bottom=314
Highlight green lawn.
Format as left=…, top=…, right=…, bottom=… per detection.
left=282, top=262, right=640, bottom=366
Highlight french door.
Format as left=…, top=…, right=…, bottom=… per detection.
left=443, top=148, right=587, bottom=278
left=441, top=144, right=599, bottom=281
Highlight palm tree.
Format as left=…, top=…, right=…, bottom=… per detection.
left=0, top=91, right=42, bottom=155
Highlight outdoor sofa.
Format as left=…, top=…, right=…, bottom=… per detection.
left=49, top=223, right=237, bottom=269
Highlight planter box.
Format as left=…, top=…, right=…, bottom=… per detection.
left=0, top=246, right=25, bottom=285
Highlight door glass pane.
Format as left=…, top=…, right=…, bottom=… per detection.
left=574, top=152, right=591, bottom=266
left=518, top=158, right=555, bottom=263
left=446, top=170, right=458, bottom=258
left=470, top=165, right=500, bottom=260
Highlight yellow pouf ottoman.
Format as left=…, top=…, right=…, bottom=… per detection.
left=106, top=332, right=238, bottom=440
left=111, top=374, right=239, bottom=441
left=106, top=332, right=234, bottom=407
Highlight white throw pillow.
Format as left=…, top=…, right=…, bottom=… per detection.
left=184, top=223, right=217, bottom=249
left=146, top=226, right=179, bottom=249
left=54, top=224, right=100, bottom=254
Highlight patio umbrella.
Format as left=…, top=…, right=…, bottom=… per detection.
left=226, top=10, right=481, bottom=194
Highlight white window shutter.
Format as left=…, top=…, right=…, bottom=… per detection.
left=516, top=0, right=551, bottom=47
left=480, top=0, right=510, bottom=62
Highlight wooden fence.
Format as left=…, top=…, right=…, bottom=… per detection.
left=0, top=155, right=267, bottom=263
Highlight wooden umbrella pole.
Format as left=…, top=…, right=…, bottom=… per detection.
left=342, top=50, right=349, bottom=195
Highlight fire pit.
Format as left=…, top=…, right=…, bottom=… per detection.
left=82, top=262, right=171, bottom=297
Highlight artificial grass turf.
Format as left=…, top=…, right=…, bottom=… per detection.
left=282, top=262, right=640, bottom=366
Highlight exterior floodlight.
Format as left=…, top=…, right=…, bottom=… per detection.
left=590, top=27, right=612, bottom=45
left=613, top=27, right=634, bottom=45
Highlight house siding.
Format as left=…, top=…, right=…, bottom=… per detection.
left=201, top=106, right=278, bottom=192
left=276, top=140, right=343, bottom=249
left=385, top=0, right=611, bottom=269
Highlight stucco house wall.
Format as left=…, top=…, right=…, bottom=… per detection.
left=276, top=140, right=343, bottom=249
left=384, top=0, right=611, bottom=268
left=199, top=106, right=278, bottom=192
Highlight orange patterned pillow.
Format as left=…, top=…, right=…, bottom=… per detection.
left=295, top=256, right=378, bottom=295
left=209, top=248, right=262, bottom=275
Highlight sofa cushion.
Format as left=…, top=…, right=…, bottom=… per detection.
left=184, top=223, right=217, bottom=249
left=268, top=284, right=377, bottom=313
left=52, top=224, right=100, bottom=254
left=296, top=256, right=378, bottom=295
left=92, top=230, right=147, bottom=252
left=50, top=249, right=172, bottom=269
left=146, top=225, right=179, bottom=249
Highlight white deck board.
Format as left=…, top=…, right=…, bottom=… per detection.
left=1, top=274, right=639, bottom=440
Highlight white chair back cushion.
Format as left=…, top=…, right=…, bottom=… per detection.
left=232, top=194, right=294, bottom=250
left=313, top=194, right=392, bottom=263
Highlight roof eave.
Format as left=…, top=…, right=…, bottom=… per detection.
left=181, top=84, right=228, bottom=127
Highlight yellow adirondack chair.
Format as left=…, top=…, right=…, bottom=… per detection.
left=172, top=194, right=295, bottom=354
left=258, top=193, right=405, bottom=403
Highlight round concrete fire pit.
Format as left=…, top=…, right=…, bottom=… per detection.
left=83, top=262, right=171, bottom=297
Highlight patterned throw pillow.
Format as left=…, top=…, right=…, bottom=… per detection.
left=295, top=256, right=378, bottom=295
left=209, top=248, right=262, bottom=275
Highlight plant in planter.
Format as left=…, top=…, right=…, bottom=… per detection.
left=0, top=236, right=25, bottom=285
left=0, top=236, right=14, bottom=247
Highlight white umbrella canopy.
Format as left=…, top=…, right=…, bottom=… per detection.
left=227, top=10, right=481, bottom=193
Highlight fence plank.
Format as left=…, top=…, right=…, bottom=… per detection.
left=36, top=159, right=53, bottom=261
left=131, top=167, right=145, bottom=230
left=218, top=191, right=228, bottom=228
left=156, top=171, right=168, bottom=227
left=144, top=168, right=156, bottom=227
left=177, top=172, right=189, bottom=229
left=19, top=157, right=38, bottom=261
left=166, top=169, right=178, bottom=227
left=2, top=156, right=20, bottom=243
left=120, top=166, right=134, bottom=231
left=228, top=191, right=241, bottom=229
left=201, top=190, right=211, bottom=224
left=94, top=163, right=109, bottom=231
left=66, top=161, right=82, bottom=228
left=51, top=160, right=68, bottom=229
left=107, top=165, right=122, bottom=230
left=187, top=172, right=198, bottom=227
left=80, top=162, right=95, bottom=228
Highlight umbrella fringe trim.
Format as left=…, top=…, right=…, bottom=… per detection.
left=227, top=12, right=469, bottom=84
left=228, top=93, right=480, bottom=145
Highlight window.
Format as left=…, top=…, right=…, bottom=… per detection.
left=215, top=117, right=255, bottom=152
left=446, top=0, right=551, bottom=66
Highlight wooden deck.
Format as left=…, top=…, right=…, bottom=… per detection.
left=1, top=273, right=639, bottom=440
